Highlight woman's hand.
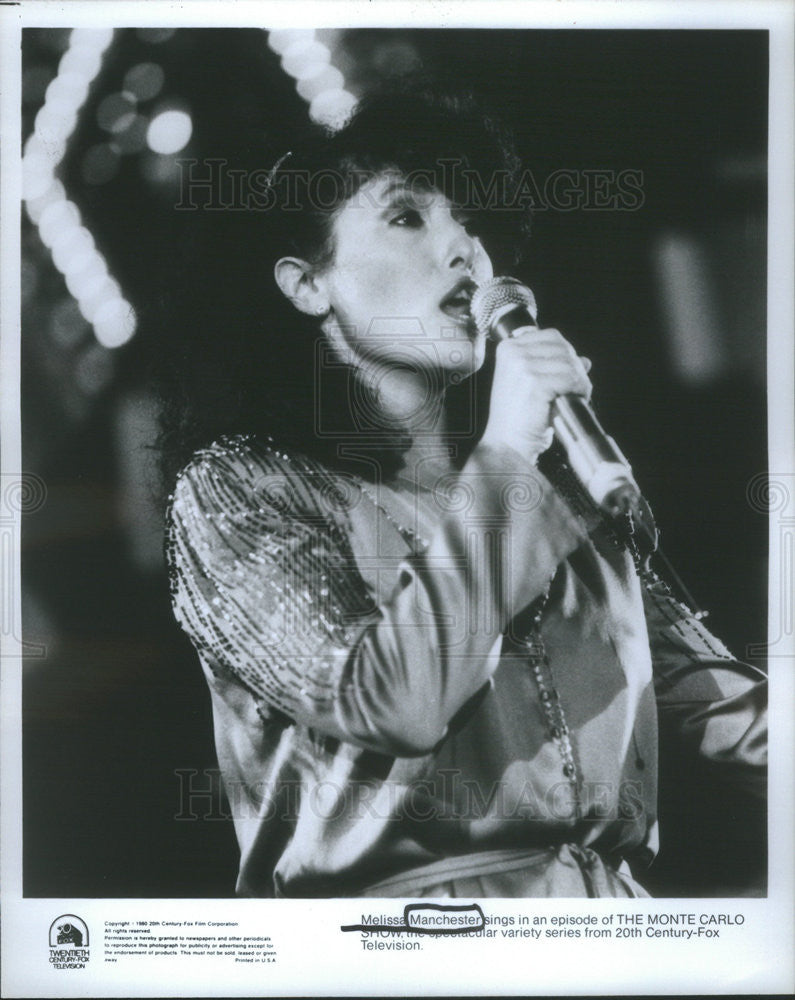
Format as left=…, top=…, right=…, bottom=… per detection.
left=479, top=326, right=592, bottom=464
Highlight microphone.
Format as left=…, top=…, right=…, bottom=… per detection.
left=471, top=276, right=643, bottom=519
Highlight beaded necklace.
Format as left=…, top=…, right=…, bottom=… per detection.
left=522, top=588, right=581, bottom=802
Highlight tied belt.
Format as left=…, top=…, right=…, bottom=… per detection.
left=359, top=843, right=645, bottom=899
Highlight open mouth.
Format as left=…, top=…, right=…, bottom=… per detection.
left=439, top=278, right=477, bottom=322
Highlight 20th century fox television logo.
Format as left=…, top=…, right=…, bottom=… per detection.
left=49, top=915, right=90, bottom=970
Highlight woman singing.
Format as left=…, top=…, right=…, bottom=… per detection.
left=161, top=84, right=766, bottom=898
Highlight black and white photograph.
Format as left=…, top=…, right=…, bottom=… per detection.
left=1, top=1, right=793, bottom=996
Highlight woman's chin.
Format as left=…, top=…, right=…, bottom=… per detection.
left=446, top=332, right=486, bottom=379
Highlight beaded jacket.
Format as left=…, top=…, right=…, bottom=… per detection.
left=166, top=434, right=767, bottom=897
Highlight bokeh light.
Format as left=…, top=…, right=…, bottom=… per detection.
left=110, top=114, right=149, bottom=155
left=74, top=342, right=116, bottom=395
left=123, top=62, right=165, bottom=102
left=69, top=270, right=112, bottom=305
left=24, top=132, right=65, bottom=168
left=58, top=45, right=103, bottom=81
left=45, top=71, right=90, bottom=110
left=296, top=64, right=344, bottom=102
left=309, top=88, right=357, bottom=128
left=22, top=152, right=54, bottom=201
left=146, top=109, right=193, bottom=154
left=136, top=28, right=176, bottom=45
left=77, top=276, right=123, bottom=324
left=281, top=40, right=330, bottom=79
left=97, top=92, right=138, bottom=134
left=266, top=29, right=315, bottom=55
left=267, top=28, right=357, bottom=132
left=24, top=178, right=67, bottom=224
left=50, top=298, right=89, bottom=348
left=65, top=255, right=110, bottom=300
left=34, top=103, right=77, bottom=145
left=140, top=151, right=182, bottom=185
left=50, top=225, right=96, bottom=274
left=93, top=299, right=137, bottom=349
left=23, top=25, right=138, bottom=350
left=38, top=199, right=81, bottom=247
left=70, top=27, right=115, bottom=52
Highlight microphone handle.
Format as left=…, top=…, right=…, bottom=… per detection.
left=491, top=302, right=641, bottom=517
left=551, top=394, right=641, bottom=517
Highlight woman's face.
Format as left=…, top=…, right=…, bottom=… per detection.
left=316, top=171, right=494, bottom=380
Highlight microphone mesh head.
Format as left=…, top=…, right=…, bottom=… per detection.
left=471, top=277, right=537, bottom=339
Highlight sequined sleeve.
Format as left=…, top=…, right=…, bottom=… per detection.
left=166, top=437, right=587, bottom=757
left=643, top=569, right=767, bottom=796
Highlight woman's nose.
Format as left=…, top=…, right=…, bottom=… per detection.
left=441, top=215, right=478, bottom=272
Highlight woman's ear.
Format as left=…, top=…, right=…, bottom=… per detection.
left=274, top=257, right=329, bottom=317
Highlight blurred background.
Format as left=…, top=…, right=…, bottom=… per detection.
left=21, top=27, right=768, bottom=897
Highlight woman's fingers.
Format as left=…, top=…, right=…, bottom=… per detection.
left=482, top=327, right=593, bottom=460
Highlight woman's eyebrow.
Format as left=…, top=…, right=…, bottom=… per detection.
left=375, top=179, right=413, bottom=207
left=373, top=186, right=417, bottom=220
left=375, top=179, right=437, bottom=215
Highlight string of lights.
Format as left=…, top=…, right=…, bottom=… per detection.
left=22, top=28, right=353, bottom=353
left=23, top=27, right=137, bottom=350
left=266, top=29, right=357, bottom=129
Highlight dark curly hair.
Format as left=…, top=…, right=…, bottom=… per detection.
left=154, top=78, right=532, bottom=492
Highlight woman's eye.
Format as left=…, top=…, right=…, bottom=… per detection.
left=390, top=209, right=423, bottom=228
